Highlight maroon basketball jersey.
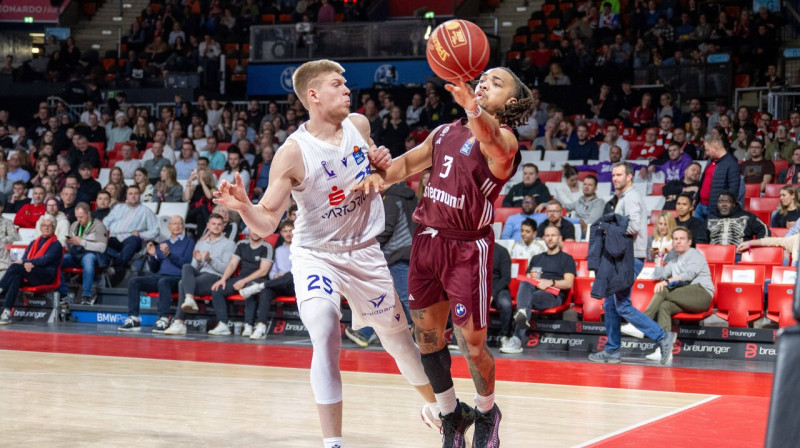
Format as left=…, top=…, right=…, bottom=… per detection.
left=413, top=119, right=521, bottom=232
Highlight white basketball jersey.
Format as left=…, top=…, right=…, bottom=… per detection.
left=288, top=118, right=384, bottom=252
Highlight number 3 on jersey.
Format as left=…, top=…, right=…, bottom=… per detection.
left=307, top=274, right=333, bottom=295
left=439, top=155, right=454, bottom=178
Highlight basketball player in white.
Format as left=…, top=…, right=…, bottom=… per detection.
left=214, top=59, right=438, bottom=448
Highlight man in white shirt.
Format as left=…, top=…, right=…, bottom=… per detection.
left=114, top=143, right=142, bottom=179
left=142, top=129, right=177, bottom=163
left=218, top=151, right=250, bottom=190
left=79, top=99, right=102, bottom=125
left=510, top=218, right=546, bottom=260
left=598, top=122, right=629, bottom=161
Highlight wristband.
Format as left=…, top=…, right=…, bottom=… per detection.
left=465, top=106, right=482, bottom=119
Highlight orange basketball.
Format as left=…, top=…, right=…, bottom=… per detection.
left=426, top=19, right=490, bottom=83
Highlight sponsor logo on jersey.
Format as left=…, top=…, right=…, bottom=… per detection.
left=424, top=184, right=465, bottom=210
left=341, top=156, right=349, bottom=167
left=460, top=137, right=476, bottom=156
left=408, top=294, right=414, bottom=301
left=352, top=146, right=366, bottom=165
left=355, top=164, right=371, bottom=182
left=395, top=313, right=401, bottom=321
left=455, top=303, right=466, bottom=317
left=369, top=293, right=386, bottom=308
left=435, top=125, right=451, bottom=145
left=322, top=190, right=368, bottom=220
left=328, top=186, right=346, bottom=206
left=321, top=161, right=336, bottom=179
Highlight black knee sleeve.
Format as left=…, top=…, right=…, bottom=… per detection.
left=420, top=347, right=454, bottom=393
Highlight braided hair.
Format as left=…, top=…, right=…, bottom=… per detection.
left=495, top=67, right=534, bottom=129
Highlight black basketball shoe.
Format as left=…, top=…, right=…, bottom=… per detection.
left=440, top=400, right=476, bottom=448
left=472, top=403, right=502, bottom=448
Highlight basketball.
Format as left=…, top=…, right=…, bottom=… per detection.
left=426, top=19, right=490, bottom=83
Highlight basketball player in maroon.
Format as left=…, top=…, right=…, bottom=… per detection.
left=355, top=67, right=532, bottom=448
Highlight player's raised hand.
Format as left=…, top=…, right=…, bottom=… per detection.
left=213, top=172, right=250, bottom=211
left=352, top=173, right=385, bottom=194
left=368, top=145, right=392, bottom=170
left=445, top=80, right=478, bottom=112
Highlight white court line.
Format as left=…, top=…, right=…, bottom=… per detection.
left=570, top=394, right=721, bottom=448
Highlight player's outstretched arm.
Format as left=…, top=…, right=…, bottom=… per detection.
left=352, top=129, right=438, bottom=193
left=213, top=140, right=301, bottom=237
left=446, top=80, right=518, bottom=178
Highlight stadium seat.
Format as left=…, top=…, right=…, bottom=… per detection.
left=630, top=279, right=657, bottom=312
left=543, top=151, right=569, bottom=164
left=561, top=241, right=588, bottom=260
left=765, top=184, right=787, bottom=197
left=576, top=259, right=589, bottom=277
left=158, top=202, right=189, bottom=220
left=509, top=258, right=529, bottom=300
left=696, top=244, right=736, bottom=276
left=673, top=264, right=717, bottom=322
left=493, top=194, right=505, bottom=209
left=494, top=207, right=522, bottom=224
left=767, top=266, right=798, bottom=327
left=537, top=171, right=562, bottom=183
left=716, top=265, right=765, bottom=327
left=750, top=197, right=780, bottom=213
left=530, top=281, right=571, bottom=316
left=646, top=195, right=666, bottom=211
left=739, top=246, right=783, bottom=278
left=752, top=210, right=773, bottom=226
left=572, top=277, right=603, bottom=321
left=651, top=183, right=664, bottom=196
left=770, top=227, right=788, bottom=237
left=261, top=14, right=275, bottom=23
left=264, top=233, right=279, bottom=247
left=744, top=183, right=761, bottom=199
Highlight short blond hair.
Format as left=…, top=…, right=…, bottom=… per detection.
left=292, top=59, right=345, bottom=109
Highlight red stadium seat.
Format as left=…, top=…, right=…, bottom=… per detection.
left=577, top=171, right=595, bottom=181
left=493, top=194, right=505, bottom=209
left=739, top=246, right=784, bottom=278
left=773, top=160, right=789, bottom=175
left=651, top=183, right=664, bottom=196
left=764, top=184, right=788, bottom=198
left=750, top=197, right=780, bottom=213
left=572, top=277, right=604, bottom=322
left=561, top=241, right=588, bottom=260
left=264, top=233, right=279, bottom=247
left=494, top=207, right=522, bottom=224
left=576, top=259, right=589, bottom=277
left=716, top=265, right=765, bottom=327
left=744, top=183, right=761, bottom=199
left=770, top=227, right=789, bottom=237
left=630, top=279, right=656, bottom=312
left=767, top=266, right=798, bottom=327
left=696, top=244, right=736, bottom=276
left=673, top=265, right=716, bottom=322
left=509, top=258, right=529, bottom=299
left=537, top=171, right=562, bottom=183
left=751, top=210, right=773, bottom=226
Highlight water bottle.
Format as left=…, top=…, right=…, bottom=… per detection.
left=233, top=321, right=243, bottom=335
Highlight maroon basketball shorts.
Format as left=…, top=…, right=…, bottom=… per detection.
left=408, top=226, right=493, bottom=329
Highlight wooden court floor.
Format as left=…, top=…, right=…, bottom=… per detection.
left=1, top=349, right=716, bottom=448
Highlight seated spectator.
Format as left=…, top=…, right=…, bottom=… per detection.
left=77, top=163, right=102, bottom=203
left=131, top=168, right=154, bottom=203
left=598, top=122, right=630, bottom=161
left=14, top=185, right=46, bottom=228
left=59, top=185, right=77, bottom=222
left=247, top=220, right=294, bottom=339
left=650, top=143, right=692, bottom=183
left=92, top=191, right=112, bottom=220
left=661, top=161, right=699, bottom=210
left=184, top=167, right=216, bottom=233
left=646, top=210, right=674, bottom=262
left=59, top=202, right=108, bottom=304
left=567, top=123, right=599, bottom=163
left=532, top=119, right=560, bottom=152
left=201, top=136, right=227, bottom=170
left=35, top=197, right=69, bottom=245
left=708, top=191, right=769, bottom=247
left=537, top=201, right=576, bottom=241
left=143, top=142, right=172, bottom=184
left=778, top=148, right=800, bottom=184
left=143, top=129, right=177, bottom=164
left=767, top=124, right=798, bottom=162
left=730, top=127, right=753, bottom=160
left=626, top=227, right=714, bottom=361
left=252, top=144, right=274, bottom=199
left=491, top=244, right=515, bottom=354
left=0, top=162, right=13, bottom=199
left=739, top=139, right=774, bottom=193
left=163, top=213, right=236, bottom=335
left=502, top=164, right=551, bottom=207
left=573, top=145, right=622, bottom=184
left=103, top=185, right=160, bottom=282
left=6, top=152, right=30, bottom=183
left=674, top=193, right=709, bottom=246
left=550, top=165, right=583, bottom=206
left=506, top=224, right=576, bottom=353
left=174, top=141, right=198, bottom=180
left=6, top=181, right=30, bottom=214
left=510, top=218, right=546, bottom=259
left=0, top=198, right=19, bottom=243
left=563, top=175, right=605, bottom=234
left=406, top=93, right=424, bottom=129
left=154, top=165, right=184, bottom=203
left=119, top=216, right=195, bottom=333
left=55, top=155, right=71, bottom=190
left=0, top=216, right=63, bottom=325
left=501, top=195, right=544, bottom=241
left=630, top=92, right=655, bottom=129
left=114, top=143, right=142, bottom=179
left=208, top=229, right=273, bottom=336
left=219, top=150, right=250, bottom=192
left=106, top=112, right=133, bottom=151
left=771, top=185, right=800, bottom=229
left=544, top=63, right=571, bottom=86
left=68, top=135, right=101, bottom=173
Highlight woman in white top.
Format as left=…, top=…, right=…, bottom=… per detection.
left=646, top=210, right=675, bottom=262
left=549, top=165, right=583, bottom=209
left=133, top=168, right=155, bottom=203
left=35, top=197, right=69, bottom=245
left=191, top=125, right=208, bottom=154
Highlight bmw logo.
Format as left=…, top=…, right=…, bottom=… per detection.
left=280, top=66, right=297, bottom=92
left=455, top=304, right=466, bottom=317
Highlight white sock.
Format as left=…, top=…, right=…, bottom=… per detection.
left=475, top=393, right=495, bottom=413
left=322, top=436, right=343, bottom=448
left=435, top=386, right=458, bottom=416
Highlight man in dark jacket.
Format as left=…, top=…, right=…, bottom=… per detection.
left=695, top=136, right=742, bottom=220
left=662, top=162, right=701, bottom=210
left=492, top=245, right=514, bottom=354
left=503, top=163, right=551, bottom=207
left=0, top=215, right=63, bottom=325
left=345, top=183, right=418, bottom=347
left=708, top=191, right=769, bottom=249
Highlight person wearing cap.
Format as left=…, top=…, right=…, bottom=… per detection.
left=106, top=111, right=133, bottom=151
